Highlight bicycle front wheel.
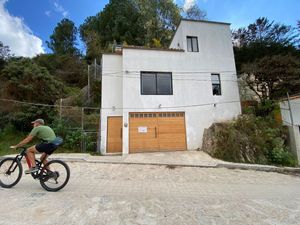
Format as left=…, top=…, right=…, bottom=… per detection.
left=39, top=160, right=70, bottom=192
left=0, top=158, right=23, bottom=188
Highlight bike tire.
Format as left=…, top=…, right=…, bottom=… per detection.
left=39, top=160, right=70, bottom=192
left=0, top=158, right=23, bottom=188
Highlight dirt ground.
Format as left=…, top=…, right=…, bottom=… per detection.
left=1, top=162, right=300, bottom=225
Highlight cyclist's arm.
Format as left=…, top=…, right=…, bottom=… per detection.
left=14, top=135, right=34, bottom=148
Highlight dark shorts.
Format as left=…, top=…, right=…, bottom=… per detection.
left=35, top=143, right=57, bottom=155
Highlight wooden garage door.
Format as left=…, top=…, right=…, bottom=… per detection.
left=107, top=116, right=122, bottom=153
left=129, top=112, right=186, bottom=153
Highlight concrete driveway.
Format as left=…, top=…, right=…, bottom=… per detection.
left=1, top=162, right=300, bottom=225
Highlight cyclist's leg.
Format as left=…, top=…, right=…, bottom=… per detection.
left=26, top=145, right=39, bottom=168
left=40, top=144, right=57, bottom=170
left=40, top=153, right=49, bottom=167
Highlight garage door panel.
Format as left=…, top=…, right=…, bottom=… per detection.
left=129, top=116, right=159, bottom=152
left=129, top=112, right=186, bottom=153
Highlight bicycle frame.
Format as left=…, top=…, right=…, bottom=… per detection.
left=8, top=147, right=46, bottom=179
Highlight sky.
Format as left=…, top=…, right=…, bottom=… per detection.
left=0, top=0, right=299, bottom=57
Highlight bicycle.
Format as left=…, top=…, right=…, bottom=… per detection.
left=0, top=147, right=70, bottom=192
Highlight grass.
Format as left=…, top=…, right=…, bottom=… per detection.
left=0, top=128, right=25, bottom=156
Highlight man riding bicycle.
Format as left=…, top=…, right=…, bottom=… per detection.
left=10, top=119, right=58, bottom=174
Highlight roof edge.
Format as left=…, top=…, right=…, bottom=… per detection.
left=181, top=18, right=231, bottom=26
left=123, top=46, right=184, bottom=52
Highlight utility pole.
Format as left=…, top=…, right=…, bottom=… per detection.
left=287, top=92, right=294, bottom=126
left=94, top=58, right=97, bottom=79
left=87, top=65, right=90, bottom=103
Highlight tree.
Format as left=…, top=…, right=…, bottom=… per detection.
left=233, top=17, right=297, bottom=47
left=80, top=0, right=144, bottom=58
left=183, top=4, right=207, bottom=20
left=241, top=55, right=300, bottom=100
left=134, top=0, right=181, bottom=47
left=0, top=41, right=11, bottom=70
left=33, top=54, right=87, bottom=87
left=0, top=58, right=64, bottom=103
left=80, top=0, right=182, bottom=57
left=233, top=17, right=300, bottom=73
left=79, top=16, right=103, bottom=60
left=47, top=19, right=79, bottom=56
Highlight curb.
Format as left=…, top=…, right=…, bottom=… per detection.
left=51, top=157, right=300, bottom=173
left=1, top=156, right=300, bottom=174
left=216, top=163, right=300, bottom=174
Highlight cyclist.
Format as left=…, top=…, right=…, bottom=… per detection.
left=10, top=119, right=57, bottom=174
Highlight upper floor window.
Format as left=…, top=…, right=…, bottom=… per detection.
left=211, top=74, right=221, bottom=95
left=141, top=72, right=173, bottom=95
left=187, top=36, right=199, bottom=52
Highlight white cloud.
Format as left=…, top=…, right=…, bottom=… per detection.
left=53, top=1, right=68, bottom=17
left=0, top=0, right=44, bottom=57
left=45, top=10, right=51, bottom=17
left=183, top=0, right=196, bottom=11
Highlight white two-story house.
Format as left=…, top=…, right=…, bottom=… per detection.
left=100, top=19, right=241, bottom=154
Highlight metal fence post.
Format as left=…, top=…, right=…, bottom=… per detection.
left=59, top=98, right=62, bottom=120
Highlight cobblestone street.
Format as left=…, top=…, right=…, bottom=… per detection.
left=1, top=162, right=300, bottom=225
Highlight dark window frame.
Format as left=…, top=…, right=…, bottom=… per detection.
left=140, top=71, right=173, bottom=95
left=187, top=36, right=199, bottom=52
left=211, top=73, right=222, bottom=96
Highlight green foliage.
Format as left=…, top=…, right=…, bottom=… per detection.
left=211, top=115, right=297, bottom=167
left=0, top=105, right=57, bottom=132
left=46, top=18, right=79, bottom=56
left=0, top=41, right=11, bottom=70
left=0, top=124, right=25, bottom=156
left=233, top=17, right=300, bottom=73
left=80, top=0, right=144, bottom=59
left=33, top=54, right=87, bottom=87
left=182, top=4, right=207, bottom=20
left=134, top=0, right=181, bottom=47
left=64, top=129, right=83, bottom=150
left=241, top=54, right=300, bottom=100
left=0, top=58, right=65, bottom=103
left=51, top=119, right=97, bottom=152
left=90, top=80, right=101, bottom=106
left=80, top=0, right=181, bottom=58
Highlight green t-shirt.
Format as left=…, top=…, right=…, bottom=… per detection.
left=29, top=126, right=56, bottom=142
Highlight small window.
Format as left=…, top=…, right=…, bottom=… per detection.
left=187, top=36, right=199, bottom=52
left=211, top=74, right=221, bottom=96
left=141, top=72, right=173, bottom=95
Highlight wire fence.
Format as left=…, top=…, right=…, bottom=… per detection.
left=0, top=99, right=101, bottom=152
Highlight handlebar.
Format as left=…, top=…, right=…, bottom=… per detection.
left=16, top=147, right=27, bottom=156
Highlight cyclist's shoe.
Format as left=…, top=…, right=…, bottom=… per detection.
left=25, top=167, right=38, bottom=174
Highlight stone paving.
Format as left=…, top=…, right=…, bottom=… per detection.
left=1, top=162, right=300, bottom=225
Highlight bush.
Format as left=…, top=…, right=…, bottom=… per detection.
left=211, top=115, right=297, bottom=167
left=51, top=119, right=97, bottom=152
left=2, top=105, right=58, bottom=132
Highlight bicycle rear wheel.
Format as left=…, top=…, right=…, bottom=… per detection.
left=39, top=160, right=70, bottom=192
left=0, top=158, right=23, bottom=188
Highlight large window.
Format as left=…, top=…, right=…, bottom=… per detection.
left=211, top=74, right=221, bottom=95
left=187, top=36, right=199, bottom=52
left=141, top=72, right=173, bottom=95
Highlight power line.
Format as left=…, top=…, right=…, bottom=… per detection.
left=0, top=98, right=100, bottom=110
left=0, top=98, right=241, bottom=110
left=101, top=73, right=239, bottom=82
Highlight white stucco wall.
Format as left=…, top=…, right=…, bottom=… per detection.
left=100, top=54, right=123, bottom=154
left=280, top=98, right=300, bottom=126
left=101, top=20, right=241, bottom=154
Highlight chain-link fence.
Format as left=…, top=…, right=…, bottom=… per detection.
left=0, top=99, right=101, bottom=152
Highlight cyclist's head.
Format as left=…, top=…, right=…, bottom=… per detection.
left=31, top=118, right=45, bottom=127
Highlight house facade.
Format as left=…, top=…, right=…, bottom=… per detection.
left=100, top=19, right=241, bottom=154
